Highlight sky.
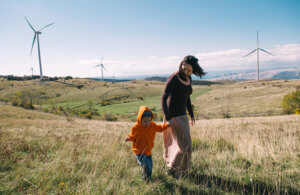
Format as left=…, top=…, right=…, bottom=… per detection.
left=0, top=0, right=300, bottom=78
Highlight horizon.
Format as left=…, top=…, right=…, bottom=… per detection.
left=1, top=0, right=300, bottom=78
left=2, top=67, right=299, bottom=81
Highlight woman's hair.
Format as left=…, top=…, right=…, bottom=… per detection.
left=178, top=55, right=206, bottom=78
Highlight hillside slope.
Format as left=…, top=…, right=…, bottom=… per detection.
left=0, top=78, right=299, bottom=120
left=193, top=79, right=299, bottom=119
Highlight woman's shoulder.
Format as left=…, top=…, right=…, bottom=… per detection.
left=167, top=72, right=179, bottom=82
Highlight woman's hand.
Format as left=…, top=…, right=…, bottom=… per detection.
left=163, top=117, right=173, bottom=128
left=125, top=136, right=130, bottom=142
left=190, top=117, right=195, bottom=126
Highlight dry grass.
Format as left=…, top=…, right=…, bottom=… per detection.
left=190, top=116, right=299, bottom=192
left=0, top=103, right=299, bottom=193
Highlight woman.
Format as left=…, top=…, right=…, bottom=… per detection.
left=161, top=55, right=206, bottom=177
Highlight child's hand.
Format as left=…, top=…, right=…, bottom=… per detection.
left=125, top=136, right=130, bottom=142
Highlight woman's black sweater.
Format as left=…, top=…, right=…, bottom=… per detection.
left=161, top=73, right=194, bottom=121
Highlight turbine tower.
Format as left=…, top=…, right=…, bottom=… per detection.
left=25, top=17, right=54, bottom=81
left=95, top=55, right=107, bottom=81
left=244, top=31, right=273, bottom=81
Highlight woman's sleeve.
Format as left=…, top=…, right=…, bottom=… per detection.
left=161, top=75, right=176, bottom=121
left=186, top=96, right=194, bottom=119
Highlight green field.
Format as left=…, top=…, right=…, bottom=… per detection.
left=0, top=78, right=299, bottom=121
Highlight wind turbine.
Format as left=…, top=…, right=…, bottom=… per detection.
left=25, top=17, right=54, bottom=81
left=95, top=55, right=107, bottom=81
left=243, top=31, right=273, bottom=81
left=112, top=75, right=116, bottom=83
left=29, top=68, right=34, bottom=77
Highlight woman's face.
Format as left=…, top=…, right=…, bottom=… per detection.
left=181, top=64, right=193, bottom=77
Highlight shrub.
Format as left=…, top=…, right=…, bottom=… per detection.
left=58, top=106, right=64, bottom=112
left=0, top=96, right=8, bottom=103
left=65, top=76, right=73, bottom=80
left=10, top=91, right=34, bottom=109
left=80, top=112, right=92, bottom=119
left=104, top=113, right=117, bottom=121
left=281, top=90, right=300, bottom=114
left=11, top=99, right=19, bottom=106
left=101, top=100, right=111, bottom=106
left=221, top=107, right=231, bottom=118
left=21, top=99, right=34, bottom=109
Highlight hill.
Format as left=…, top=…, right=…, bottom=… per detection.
left=145, top=76, right=219, bottom=85
left=0, top=78, right=299, bottom=121
left=209, top=68, right=300, bottom=80
left=0, top=103, right=299, bottom=193
left=193, top=79, right=299, bottom=119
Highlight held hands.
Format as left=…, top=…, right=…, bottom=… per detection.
left=167, top=120, right=173, bottom=127
left=164, top=117, right=173, bottom=128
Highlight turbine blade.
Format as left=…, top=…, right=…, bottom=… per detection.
left=259, top=48, right=274, bottom=56
left=243, top=49, right=257, bottom=58
left=30, top=34, right=37, bottom=56
left=102, top=65, right=107, bottom=71
left=257, top=31, right=259, bottom=47
left=25, top=17, right=36, bottom=31
left=38, top=23, right=54, bottom=31
left=100, top=55, right=104, bottom=64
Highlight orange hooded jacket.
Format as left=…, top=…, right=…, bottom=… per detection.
left=127, top=106, right=168, bottom=156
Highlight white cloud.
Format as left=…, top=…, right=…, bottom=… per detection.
left=165, top=56, right=181, bottom=61
left=195, top=44, right=300, bottom=71
left=76, top=59, right=120, bottom=65
left=149, top=56, right=157, bottom=60
left=29, top=44, right=300, bottom=78
left=270, top=44, right=300, bottom=62
left=99, top=44, right=300, bottom=77
left=76, top=59, right=100, bottom=65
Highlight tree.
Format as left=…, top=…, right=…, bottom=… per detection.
left=282, top=90, right=300, bottom=114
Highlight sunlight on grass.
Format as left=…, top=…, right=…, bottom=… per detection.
left=0, top=103, right=299, bottom=193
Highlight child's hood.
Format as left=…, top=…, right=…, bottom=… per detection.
left=137, top=106, right=152, bottom=125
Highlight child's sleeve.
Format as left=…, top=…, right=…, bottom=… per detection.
left=154, top=122, right=169, bottom=132
left=127, top=126, right=136, bottom=141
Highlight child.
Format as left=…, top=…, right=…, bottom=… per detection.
left=125, top=106, right=170, bottom=181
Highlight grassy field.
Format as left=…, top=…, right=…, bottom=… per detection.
left=0, top=78, right=213, bottom=121
left=193, top=79, right=300, bottom=119
left=0, top=78, right=299, bottom=121
left=0, top=103, right=299, bottom=193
